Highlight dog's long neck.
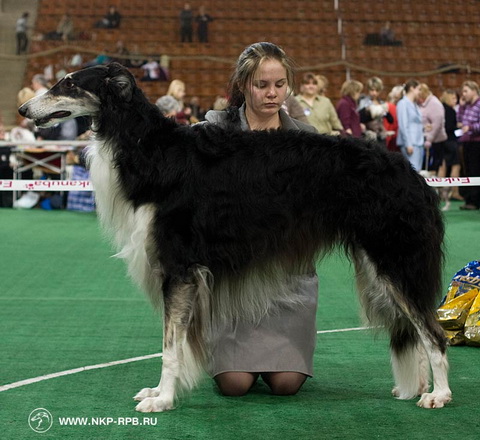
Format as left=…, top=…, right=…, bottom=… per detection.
left=95, top=87, right=173, bottom=147
left=92, top=86, right=182, bottom=207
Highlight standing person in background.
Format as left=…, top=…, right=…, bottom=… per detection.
left=439, top=90, right=463, bottom=201
left=396, top=79, right=424, bottom=172
left=196, top=5, right=213, bottom=43
left=358, top=76, right=391, bottom=146
left=336, top=80, right=364, bottom=138
left=15, top=12, right=29, bottom=55
left=383, top=85, right=403, bottom=152
left=296, top=72, right=343, bottom=135
left=457, top=80, right=480, bottom=210
left=417, top=83, right=447, bottom=175
left=202, top=42, right=318, bottom=397
left=180, top=3, right=193, bottom=43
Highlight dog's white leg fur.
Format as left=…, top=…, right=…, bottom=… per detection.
left=135, top=331, right=179, bottom=412
left=391, top=343, right=429, bottom=399
left=415, top=334, right=452, bottom=409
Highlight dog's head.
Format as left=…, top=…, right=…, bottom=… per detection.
left=18, top=62, right=135, bottom=127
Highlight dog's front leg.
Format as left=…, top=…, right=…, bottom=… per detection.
left=134, top=270, right=206, bottom=412
left=134, top=317, right=181, bottom=412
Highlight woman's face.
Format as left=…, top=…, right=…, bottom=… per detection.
left=174, top=85, right=185, bottom=100
left=462, top=86, right=477, bottom=104
left=301, top=80, right=318, bottom=97
left=446, top=92, right=457, bottom=107
left=243, top=59, right=288, bottom=118
left=411, top=85, right=421, bottom=101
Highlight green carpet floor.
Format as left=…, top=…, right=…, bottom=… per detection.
left=1, top=204, right=479, bottom=439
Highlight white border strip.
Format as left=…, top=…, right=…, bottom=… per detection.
left=0, top=326, right=371, bottom=393
left=424, top=176, right=480, bottom=187
left=0, top=179, right=93, bottom=191
left=1, top=177, right=479, bottom=192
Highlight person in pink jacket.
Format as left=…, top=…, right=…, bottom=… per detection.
left=418, top=83, right=447, bottom=174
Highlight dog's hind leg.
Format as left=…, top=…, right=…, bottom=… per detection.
left=135, top=265, right=211, bottom=412
left=352, top=248, right=451, bottom=408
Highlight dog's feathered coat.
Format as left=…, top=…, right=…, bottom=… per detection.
left=19, top=63, right=452, bottom=411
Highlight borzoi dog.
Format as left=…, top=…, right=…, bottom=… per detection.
left=19, top=63, right=452, bottom=411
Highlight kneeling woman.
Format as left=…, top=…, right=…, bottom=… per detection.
left=203, top=42, right=319, bottom=396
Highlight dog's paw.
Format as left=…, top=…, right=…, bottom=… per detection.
left=135, top=397, right=174, bottom=413
left=417, top=391, right=452, bottom=409
left=133, top=387, right=160, bottom=402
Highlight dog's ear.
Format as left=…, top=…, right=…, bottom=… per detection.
left=106, top=62, right=134, bottom=102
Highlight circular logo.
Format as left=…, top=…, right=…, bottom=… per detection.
left=28, top=408, right=53, bottom=433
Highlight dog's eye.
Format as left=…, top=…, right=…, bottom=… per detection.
left=64, top=80, right=75, bottom=89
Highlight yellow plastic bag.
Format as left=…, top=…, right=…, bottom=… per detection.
left=464, top=290, right=480, bottom=345
left=444, top=329, right=466, bottom=346
left=437, top=287, right=478, bottom=330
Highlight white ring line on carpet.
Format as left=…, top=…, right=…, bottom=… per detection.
left=0, top=326, right=371, bottom=393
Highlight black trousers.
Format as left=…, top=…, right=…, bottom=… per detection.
left=462, top=141, right=480, bottom=207
left=16, top=31, right=28, bottom=54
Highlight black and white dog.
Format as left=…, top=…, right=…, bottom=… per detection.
left=19, top=63, right=452, bottom=411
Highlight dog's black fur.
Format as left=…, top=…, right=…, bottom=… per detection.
left=19, top=63, right=451, bottom=411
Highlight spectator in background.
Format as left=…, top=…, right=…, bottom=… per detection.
left=94, top=5, right=121, bottom=29
left=417, top=83, right=447, bottom=175
left=283, top=93, right=309, bottom=124
left=336, top=80, right=364, bottom=138
left=140, top=58, right=168, bottom=81
left=83, top=49, right=111, bottom=67
left=166, top=79, right=190, bottom=124
left=188, top=96, right=206, bottom=122
left=15, top=12, right=29, bottom=55
left=156, top=95, right=181, bottom=118
left=439, top=90, right=463, bottom=201
left=457, top=80, right=480, bottom=210
left=396, top=79, right=424, bottom=172
left=296, top=72, right=343, bottom=134
left=43, top=13, right=74, bottom=41
left=383, top=85, right=403, bottom=152
left=358, top=76, right=392, bottom=145
left=196, top=5, right=213, bottom=43
left=380, top=21, right=395, bottom=45
left=315, top=74, right=329, bottom=96
left=31, top=74, right=49, bottom=96
left=212, top=95, right=228, bottom=111
left=180, top=3, right=193, bottom=42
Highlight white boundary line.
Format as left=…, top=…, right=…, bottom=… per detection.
left=0, top=326, right=371, bottom=393
left=0, top=353, right=163, bottom=393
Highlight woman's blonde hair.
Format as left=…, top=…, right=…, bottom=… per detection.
left=340, top=80, right=363, bottom=98
left=440, top=89, right=457, bottom=105
left=167, top=79, right=186, bottom=101
left=418, top=83, right=432, bottom=101
left=228, top=42, right=295, bottom=107
left=366, top=76, right=383, bottom=92
left=17, top=87, right=35, bottom=107
left=462, top=80, right=480, bottom=94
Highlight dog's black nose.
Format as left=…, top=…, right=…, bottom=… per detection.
left=18, top=104, right=28, bottom=117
